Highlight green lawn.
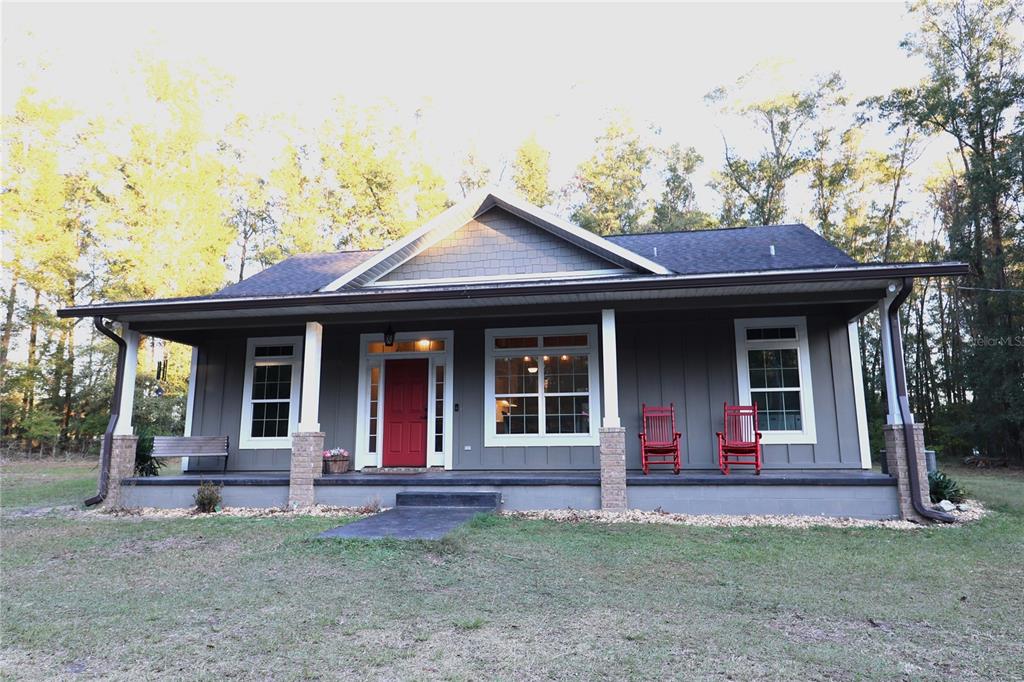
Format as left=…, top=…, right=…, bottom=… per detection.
left=0, top=458, right=98, bottom=509
left=2, top=462, right=1022, bottom=680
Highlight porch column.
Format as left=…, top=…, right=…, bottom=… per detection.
left=879, top=283, right=930, bottom=521
left=290, top=322, right=324, bottom=509
left=599, top=308, right=627, bottom=511
left=181, top=346, right=199, bottom=472
left=113, top=327, right=140, bottom=436
left=878, top=288, right=907, bottom=426
left=107, top=325, right=139, bottom=508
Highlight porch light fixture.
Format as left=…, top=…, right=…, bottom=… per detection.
left=384, top=325, right=396, bottom=347
left=418, top=338, right=430, bottom=350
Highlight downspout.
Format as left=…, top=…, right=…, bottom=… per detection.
left=85, top=317, right=127, bottom=506
left=887, top=278, right=954, bottom=523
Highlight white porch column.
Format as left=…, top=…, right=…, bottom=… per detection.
left=297, top=321, right=323, bottom=432
left=181, top=346, right=199, bottom=471
left=847, top=322, right=872, bottom=469
left=113, top=326, right=140, bottom=436
left=879, top=283, right=911, bottom=426
left=601, top=308, right=620, bottom=428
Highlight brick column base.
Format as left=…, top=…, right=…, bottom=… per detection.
left=289, top=431, right=324, bottom=509
left=599, top=427, right=627, bottom=511
left=883, top=423, right=930, bottom=522
left=105, top=435, right=138, bottom=509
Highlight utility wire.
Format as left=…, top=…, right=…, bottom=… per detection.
left=956, top=286, right=1024, bottom=294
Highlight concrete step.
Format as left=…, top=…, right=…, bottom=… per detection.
left=395, top=491, right=500, bottom=509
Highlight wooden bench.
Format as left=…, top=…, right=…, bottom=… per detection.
left=152, top=436, right=229, bottom=473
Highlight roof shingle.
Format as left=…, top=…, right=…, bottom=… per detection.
left=605, top=224, right=856, bottom=275
left=212, top=251, right=378, bottom=298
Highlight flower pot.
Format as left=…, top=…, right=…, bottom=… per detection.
left=323, top=458, right=351, bottom=475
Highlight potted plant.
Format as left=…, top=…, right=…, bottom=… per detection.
left=322, top=448, right=351, bottom=474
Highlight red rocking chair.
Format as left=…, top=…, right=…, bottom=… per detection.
left=639, top=403, right=681, bottom=474
left=716, top=402, right=762, bottom=475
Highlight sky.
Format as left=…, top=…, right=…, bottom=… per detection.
left=4, top=2, right=953, bottom=225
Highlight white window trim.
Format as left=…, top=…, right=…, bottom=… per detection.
left=239, top=336, right=303, bottom=450
left=484, top=324, right=601, bottom=447
left=734, top=317, right=817, bottom=445
left=354, top=331, right=454, bottom=470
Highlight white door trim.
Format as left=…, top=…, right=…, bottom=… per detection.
left=354, top=330, right=454, bottom=470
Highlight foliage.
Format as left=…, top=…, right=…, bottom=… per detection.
left=708, top=70, right=847, bottom=226
left=193, top=481, right=223, bottom=513
left=457, top=148, right=491, bottom=198
left=570, top=119, right=652, bottom=235
left=512, top=135, right=553, bottom=207
left=649, top=144, right=716, bottom=231
left=18, top=407, right=60, bottom=451
left=133, top=431, right=165, bottom=477
left=873, top=0, right=1024, bottom=463
left=929, top=470, right=968, bottom=504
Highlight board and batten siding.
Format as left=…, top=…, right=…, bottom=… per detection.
left=617, top=314, right=864, bottom=470
left=187, top=311, right=864, bottom=472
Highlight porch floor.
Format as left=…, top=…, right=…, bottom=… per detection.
left=125, top=469, right=895, bottom=487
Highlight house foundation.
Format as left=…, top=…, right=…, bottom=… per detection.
left=289, top=431, right=325, bottom=508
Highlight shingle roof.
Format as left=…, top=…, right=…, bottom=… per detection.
left=212, top=251, right=379, bottom=298
left=605, top=224, right=857, bottom=275
left=209, top=223, right=856, bottom=299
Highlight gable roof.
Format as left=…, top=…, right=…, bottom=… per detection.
left=319, top=188, right=671, bottom=290
left=212, top=250, right=378, bottom=298
left=606, top=224, right=857, bottom=275
left=206, top=220, right=860, bottom=300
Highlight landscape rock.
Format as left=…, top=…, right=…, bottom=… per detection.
left=936, top=500, right=957, bottom=512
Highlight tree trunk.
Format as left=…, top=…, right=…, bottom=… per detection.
left=0, top=276, right=18, bottom=372
left=21, top=288, right=41, bottom=418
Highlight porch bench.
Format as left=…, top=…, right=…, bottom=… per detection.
left=152, top=436, right=229, bottom=473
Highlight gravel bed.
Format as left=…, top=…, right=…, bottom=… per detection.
left=503, top=502, right=987, bottom=529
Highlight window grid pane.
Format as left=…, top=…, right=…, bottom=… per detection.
left=249, top=361, right=293, bottom=439
left=495, top=397, right=539, bottom=435
left=434, top=364, right=444, bottom=453
left=368, top=365, right=380, bottom=453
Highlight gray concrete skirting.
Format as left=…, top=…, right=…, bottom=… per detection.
left=120, top=484, right=289, bottom=509
left=119, top=480, right=899, bottom=519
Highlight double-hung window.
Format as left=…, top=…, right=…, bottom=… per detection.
left=239, top=336, right=302, bottom=449
left=485, top=326, right=600, bottom=447
left=734, top=317, right=816, bottom=444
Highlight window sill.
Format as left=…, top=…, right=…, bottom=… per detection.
left=484, top=434, right=600, bottom=448
left=759, top=431, right=817, bottom=445
left=238, top=437, right=293, bottom=450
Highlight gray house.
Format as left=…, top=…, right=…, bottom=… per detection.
left=60, top=189, right=967, bottom=521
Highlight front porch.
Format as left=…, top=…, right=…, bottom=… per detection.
left=118, top=468, right=901, bottom=520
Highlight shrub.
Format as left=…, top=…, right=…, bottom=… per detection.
left=929, top=470, right=967, bottom=504
left=134, top=431, right=165, bottom=477
left=193, top=481, right=222, bottom=513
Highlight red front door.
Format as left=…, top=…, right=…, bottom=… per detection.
left=382, top=358, right=429, bottom=467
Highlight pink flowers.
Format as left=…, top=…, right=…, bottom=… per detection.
left=322, top=448, right=350, bottom=461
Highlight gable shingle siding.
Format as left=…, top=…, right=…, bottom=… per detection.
left=380, top=208, right=622, bottom=282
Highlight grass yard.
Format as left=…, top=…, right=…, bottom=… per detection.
left=2, top=461, right=1023, bottom=680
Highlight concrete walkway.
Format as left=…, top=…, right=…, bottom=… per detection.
left=318, top=506, right=487, bottom=540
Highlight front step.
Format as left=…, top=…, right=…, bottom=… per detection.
left=395, top=491, right=500, bottom=509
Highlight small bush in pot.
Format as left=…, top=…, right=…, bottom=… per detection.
left=194, top=481, right=223, bottom=513
left=323, top=448, right=351, bottom=474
